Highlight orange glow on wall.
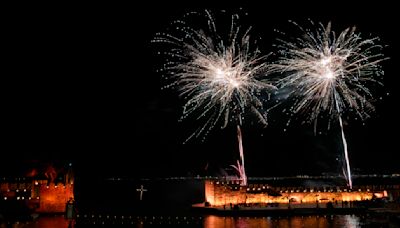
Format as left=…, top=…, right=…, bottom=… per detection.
left=36, top=183, right=74, bottom=213
left=204, top=181, right=385, bottom=206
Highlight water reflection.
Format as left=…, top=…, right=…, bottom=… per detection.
left=340, top=215, right=361, bottom=228
left=0, top=216, right=72, bottom=228
left=203, top=215, right=362, bottom=228
left=0, top=214, right=390, bottom=227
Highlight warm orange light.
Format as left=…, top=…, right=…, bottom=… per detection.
left=374, top=193, right=383, bottom=198
left=204, top=181, right=386, bottom=206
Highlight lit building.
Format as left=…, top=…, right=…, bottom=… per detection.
left=204, top=176, right=397, bottom=207
left=0, top=162, right=74, bottom=213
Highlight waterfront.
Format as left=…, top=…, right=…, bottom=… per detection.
left=0, top=215, right=72, bottom=228
left=1, top=176, right=399, bottom=227
left=1, top=214, right=399, bottom=228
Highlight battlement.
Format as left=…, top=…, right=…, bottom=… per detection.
left=205, top=180, right=388, bottom=207
left=1, top=180, right=74, bottom=213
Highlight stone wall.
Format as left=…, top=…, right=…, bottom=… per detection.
left=205, top=180, right=384, bottom=206
left=36, top=183, right=74, bottom=213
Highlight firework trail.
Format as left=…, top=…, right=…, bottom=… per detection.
left=269, top=20, right=387, bottom=188
left=230, top=125, right=246, bottom=185
left=153, top=10, right=274, bottom=186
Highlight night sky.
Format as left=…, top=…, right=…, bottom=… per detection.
left=3, top=2, right=399, bottom=179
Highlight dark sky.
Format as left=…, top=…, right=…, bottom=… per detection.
left=2, top=2, right=399, bottom=178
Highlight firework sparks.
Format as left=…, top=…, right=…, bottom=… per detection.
left=153, top=10, right=274, bottom=186
left=269, top=21, right=387, bottom=188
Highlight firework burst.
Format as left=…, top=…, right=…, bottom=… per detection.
left=153, top=10, right=275, bottom=185
left=269, top=20, right=387, bottom=188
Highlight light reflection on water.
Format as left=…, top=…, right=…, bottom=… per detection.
left=203, top=215, right=361, bottom=228
left=0, top=214, right=392, bottom=227
left=0, top=216, right=73, bottom=228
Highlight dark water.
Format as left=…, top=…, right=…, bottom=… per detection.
left=202, top=215, right=396, bottom=228
left=0, top=216, right=72, bottom=228
left=2, top=214, right=398, bottom=228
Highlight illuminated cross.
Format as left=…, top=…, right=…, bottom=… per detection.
left=136, top=185, right=147, bottom=201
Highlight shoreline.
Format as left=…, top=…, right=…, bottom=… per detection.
left=192, top=203, right=400, bottom=217
left=192, top=206, right=368, bottom=216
